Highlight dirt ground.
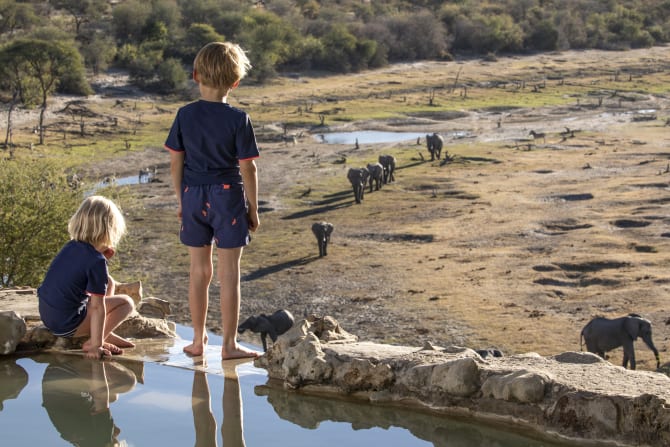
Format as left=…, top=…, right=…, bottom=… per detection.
left=8, top=47, right=670, bottom=371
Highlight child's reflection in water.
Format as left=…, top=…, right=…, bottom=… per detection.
left=41, top=355, right=137, bottom=447
left=192, top=362, right=247, bottom=447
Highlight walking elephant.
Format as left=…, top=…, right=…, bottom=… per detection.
left=366, top=162, right=384, bottom=192
left=378, top=154, right=396, bottom=183
left=347, top=167, right=369, bottom=204
left=238, top=309, right=295, bottom=352
left=580, top=313, right=660, bottom=370
left=425, top=132, right=443, bottom=161
left=311, top=221, right=334, bottom=257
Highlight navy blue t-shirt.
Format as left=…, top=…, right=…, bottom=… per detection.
left=164, top=100, right=260, bottom=185
left=37, top=240, right=108, bottom=336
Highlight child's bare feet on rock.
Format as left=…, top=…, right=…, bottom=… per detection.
left=222, top=344, right=261, bottom=360
left=106, top=332, right=135, bottom=348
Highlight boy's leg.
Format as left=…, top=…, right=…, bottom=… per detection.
left=103, top=295, right=136, bottom=349
left=80, top=294, right=135, bottom=354
left=217, top=247, right=260, bottom=359
left=185, top=245, right=214, bottom=356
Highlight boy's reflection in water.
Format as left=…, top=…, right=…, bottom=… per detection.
left=192, top=362, right=247, bottom=447
left=41, top=355, right=137, bottom=447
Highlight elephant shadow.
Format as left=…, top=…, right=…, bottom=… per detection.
left=241, top=256, right=319, bottom=281
left=282, top=190, right=352, bottom=220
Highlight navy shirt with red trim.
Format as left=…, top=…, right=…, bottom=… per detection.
left=164, top=100, right=260, bottom=186
left=37, top=240, right=108, bottom=335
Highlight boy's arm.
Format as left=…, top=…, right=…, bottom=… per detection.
left=239, top=159, right=259, bottom=232
left=85, top=294, right=107, bottom=359
left=169, top=150, right=185, bottom=218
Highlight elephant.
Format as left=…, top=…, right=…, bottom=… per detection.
left=580, top=313, right=660, bottom=370
left=347, top=167, right=369, bottom=204
left=366, top=162, right=384, bottom=192
left=238, top=309, right=295, bottom=352
left=425, top=132, right=444, bottom=161
left=378, top=154, right=396, bottom=184
left=311, top=221, right=334, bottom=257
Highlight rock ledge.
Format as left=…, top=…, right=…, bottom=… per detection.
left=256, top=315, right=670, bottom=447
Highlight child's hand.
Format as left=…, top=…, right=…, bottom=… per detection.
left=247, top=209, right=259, bottom=232
left=102, top=247, right=116, bottom=259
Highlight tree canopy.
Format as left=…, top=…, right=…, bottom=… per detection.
left=0, top=0, right=666, bottom=93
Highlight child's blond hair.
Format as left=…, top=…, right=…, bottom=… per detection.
left=68, top=196, right=126, bottom=250
left=194, top=41, right=251, bottom=92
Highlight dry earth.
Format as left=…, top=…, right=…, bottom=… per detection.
left=6, top=47, right=670, bottom=372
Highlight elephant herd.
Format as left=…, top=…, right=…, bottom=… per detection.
left=312, top=155, right=397, bottom=257
left=347, top=154, right=397, bottom=204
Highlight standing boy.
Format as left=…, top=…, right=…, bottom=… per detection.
left=165, top=42, right=260, bottom=359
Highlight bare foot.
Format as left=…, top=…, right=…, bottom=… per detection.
left=222, top=344, right=261, bottom=360
left=103, top=342, right=124, bottom=355
left=183, top=341, right=206, bottom=357
left=106, top=332, right=135, bottom=348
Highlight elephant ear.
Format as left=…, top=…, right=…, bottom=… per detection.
left=624, top=317, right=641, bottom=340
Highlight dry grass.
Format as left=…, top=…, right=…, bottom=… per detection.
left=6, top=47, right=670, bottom=370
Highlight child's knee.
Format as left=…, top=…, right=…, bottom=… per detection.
left=116, top=294, right=136, bottom=314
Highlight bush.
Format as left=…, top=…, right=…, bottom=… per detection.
left=0, top=158, right=81, bottom=287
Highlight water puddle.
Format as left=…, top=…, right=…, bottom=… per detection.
left=0, top=326, right=577, bottom=446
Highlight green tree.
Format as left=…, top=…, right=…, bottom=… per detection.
left=80, top=34, right=117, bottom=75
left=156, top=57, right=187, bottom=93
left=0, top=0, right=39, bottom=36
left=0, top=38, right=91, bottom=144
left=179, top=23, right=225, bottom=62
left=112, top=0, right=152, bottom=43
left=238, top=10, right=301, bottom=81
left=0, top=158, right=80, bottom=287
left=50, top=0, right=108, bottom=37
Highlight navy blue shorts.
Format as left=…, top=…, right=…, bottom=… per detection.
left=180, top=183, right=251, bottom=248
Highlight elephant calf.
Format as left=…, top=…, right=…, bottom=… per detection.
left=580, top=313, right=660, bottom=370
left=425, top=132, right=444, bottom=161
left=312, top=221, right=334, bottom=257
left=238, top=309, right=295, bottom=352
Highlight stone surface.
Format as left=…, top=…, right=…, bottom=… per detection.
left=0, top=311, right=26, bottom=354
left=0, top=288, right=175, bottom=354
left=255, top=315, right=670, bottom=447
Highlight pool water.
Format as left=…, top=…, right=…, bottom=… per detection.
left=0, top=328, right=576, bottom=447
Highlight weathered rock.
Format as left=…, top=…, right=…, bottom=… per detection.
left=481, top=369, right=550, bottom=403
left=255, top=316, right=670, bottom=447
left=0, top=311, right=26, bottom=354
left=115, top=281, right=143, bottom=306
left=137, top=296, right=171, bottom=319
left=0, top=287, right=176, bottom=355
left=116, top=313, right=176, bottom=338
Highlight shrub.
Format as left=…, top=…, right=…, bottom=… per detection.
left=0, top=158, right=81, bottom=287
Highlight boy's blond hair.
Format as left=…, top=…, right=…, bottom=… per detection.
left=68, top=196, right=126, bottom=249
left=194, top=41, right=251, bottom=92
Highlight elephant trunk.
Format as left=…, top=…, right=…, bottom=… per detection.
left=643, top=335, right=661, bottom=368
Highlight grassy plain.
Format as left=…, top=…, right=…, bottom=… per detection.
left=7, top=46, right=670, bottom=370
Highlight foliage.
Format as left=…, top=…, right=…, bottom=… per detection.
left=0, top=158, right=81, bottom=288
left=0, top=0, right=667, bottom=93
